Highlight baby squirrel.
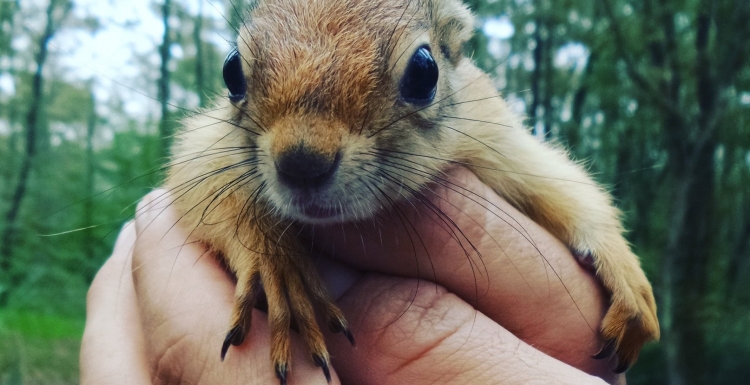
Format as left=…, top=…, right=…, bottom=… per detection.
left=165, top=0, right=660, bottom=382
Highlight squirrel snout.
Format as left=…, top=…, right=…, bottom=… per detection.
left=275, top=146, right=341, bottom=188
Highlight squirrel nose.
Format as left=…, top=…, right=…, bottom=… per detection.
left=275, top=146, right=341, bottom=188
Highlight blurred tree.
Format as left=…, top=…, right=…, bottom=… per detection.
left=597, top=1, right=750, bottom=384
left=0, top=0, right=19, bottom=120
left=0, top=0, right=72, bottom=307
left=471, top=0, right=750, bottom=383
left=83, top=84, right=96, bottom=263
left=169, top=1, right=229, bottom=107
left=0, top=0, right=21, bottom=191
left=158, top=0, right=173, bottom=159
left=194, top=1, right=207, bottom=108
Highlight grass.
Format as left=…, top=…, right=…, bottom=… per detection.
left=0, top=310, right=83, bottom=385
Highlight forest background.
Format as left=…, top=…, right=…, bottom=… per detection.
left=0, top=0, right=748, bottom=384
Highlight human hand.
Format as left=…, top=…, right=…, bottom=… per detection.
left=80, top=168, right=621, bottom=384
left=308, top=168, right=624, bottom=383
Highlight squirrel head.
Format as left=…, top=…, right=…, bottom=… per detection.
left=218, top=0, right=477, bottom=223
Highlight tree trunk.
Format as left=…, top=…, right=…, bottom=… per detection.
left=0, top=0, right=20, bottom=176
left=529, top=16, right=543, bottom=136
left=662, top=4, right=719, bottom=384
left=194, top=1, right=207, bottom=108
left=664, top=139, right=715, bottom=385
left=158, top=0, right=172, bottom=159
left=0, top=0, right=19, bottom=120
left=567, top=53, right=594, bottom=152
left=541, top=23, right=554, bottom=140
left=83, top=86, right=96, bottom=264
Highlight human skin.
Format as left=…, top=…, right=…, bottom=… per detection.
left=80, top=168, right=624, bottom=384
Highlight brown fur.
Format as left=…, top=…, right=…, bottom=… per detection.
left=165, top=0, right=659, bottom=380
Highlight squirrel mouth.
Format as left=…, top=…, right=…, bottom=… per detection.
left=288, top=194, right=343, bottom=221
left=295, top=202, right=341, bottom=220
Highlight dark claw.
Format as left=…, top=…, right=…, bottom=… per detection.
left=313, top=355, right=332, bottom=383
left=275, top=363, right=288, bottom=385
left=329, top=319, right=356, bottom=346
left=221, top=326, right=244, bottom=361
left=614, top=359, right=631, bottom=374
left=342, top=328, right=356, bottom=346
left=592, top=339, right=616, bottom=360
left=328, top=319, right=345, bottom=333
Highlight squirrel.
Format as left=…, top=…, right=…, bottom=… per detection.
left=164, top=0, right=660, bottom=383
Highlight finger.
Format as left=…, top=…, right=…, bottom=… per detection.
left=310, top=168, right=612, bottom=376
left=131, top=190, right=339, bottom=384
left=80, top=221, right=151, bottom=385
left=325, top=273, right=609, bottom=385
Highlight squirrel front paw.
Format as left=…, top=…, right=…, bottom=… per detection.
left=597, top=279, right=659, bottom=372
left=221, top=256, right=353, bottom=384
left=580, top=249, right=660, bottom=372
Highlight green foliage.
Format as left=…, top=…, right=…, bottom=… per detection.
left=0, top=335, right=80, bottom=385
left=0, top=310, right=83, bottom=339
left=0, top=310, right=82, bottom=384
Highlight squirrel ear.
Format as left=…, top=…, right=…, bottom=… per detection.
left=431, top=0, right=474, bottom=65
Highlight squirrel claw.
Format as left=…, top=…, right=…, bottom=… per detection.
left=342, top=328, right=356, bottom=346
left=313, top=354, right=332, bottom=383
left=329, top=318, right=356, bottom=346
left=592, top=339, right=616, bottom=360
left=220, top=325, right=244, bottom=361
left=614, top=359, right=631, bottom=374
left=275, top=363, right=288, bottom=385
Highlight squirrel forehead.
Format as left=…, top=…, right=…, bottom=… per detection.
left=238, top=0, right=428, bottom=122
left=245, top=0, right=425, bottom=45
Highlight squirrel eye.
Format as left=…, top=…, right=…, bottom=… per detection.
left=399, top=46, right=438, bottom=105
left=223, top=48, right=246, bottom=102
